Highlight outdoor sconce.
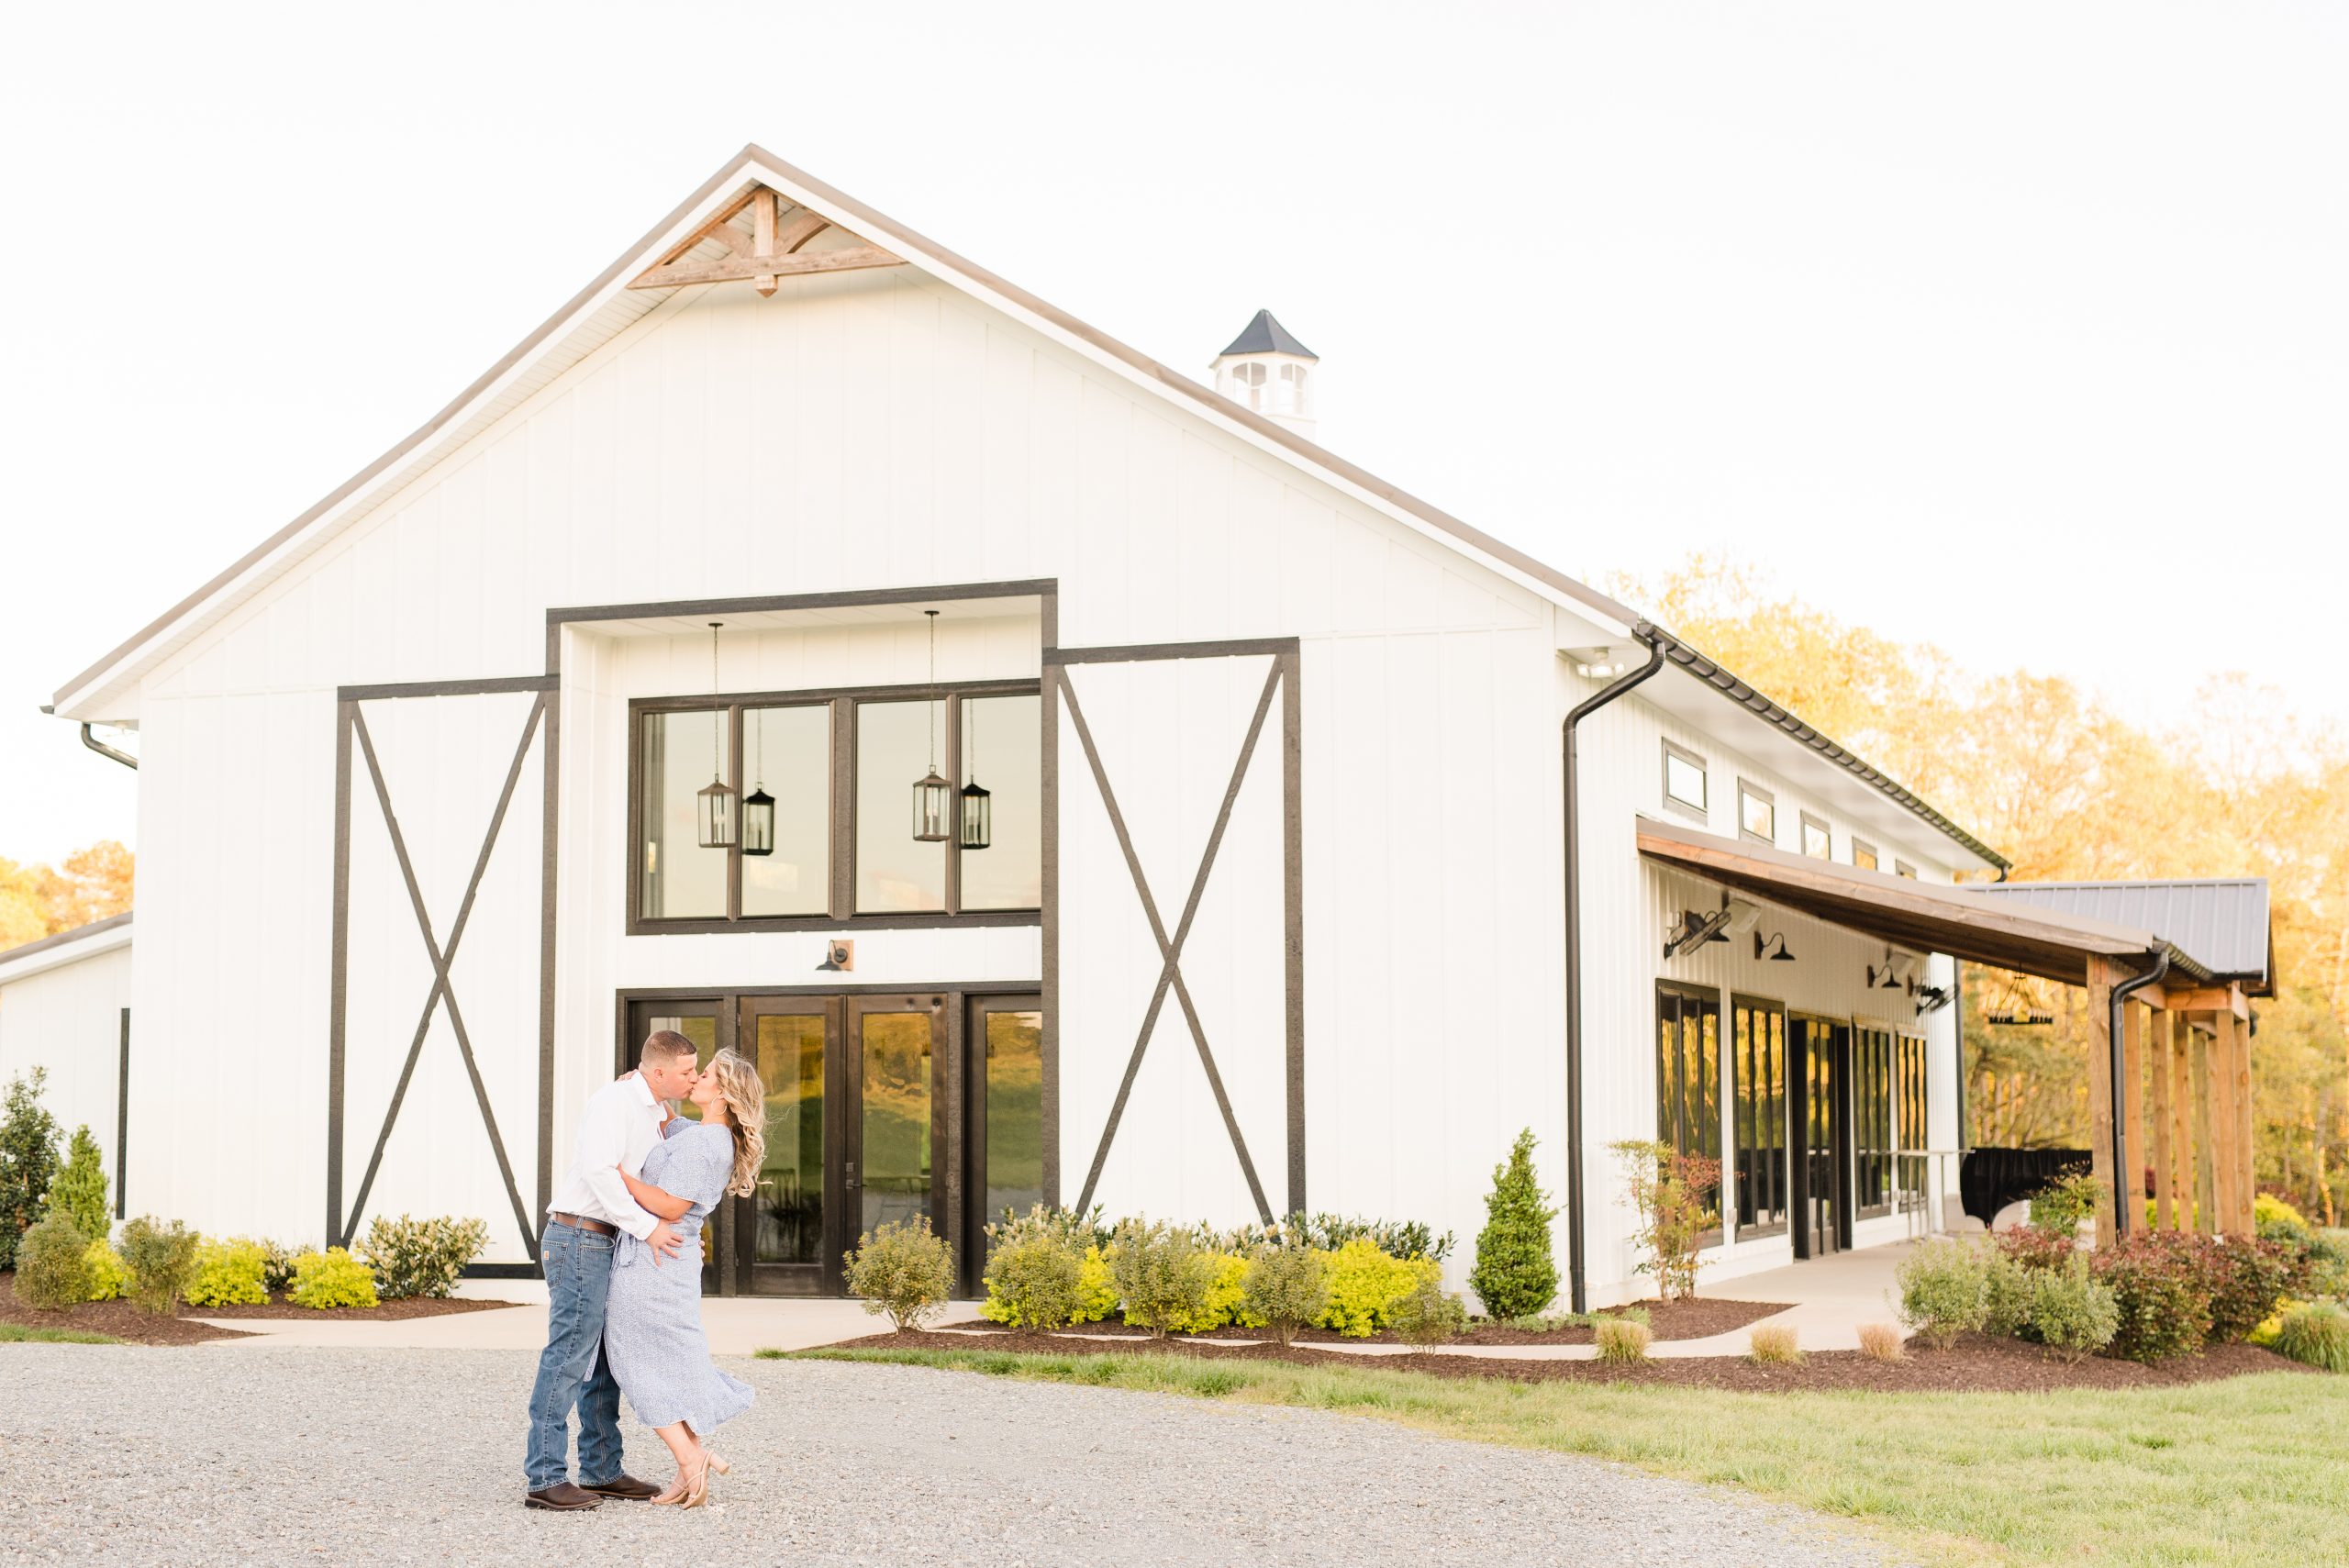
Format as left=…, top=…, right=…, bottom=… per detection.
left=1755, top=931, right=1797, bottom=962
left=816, top=940, right=855, bottom=973
left=1664, top=906, right=1731, bottom=960
left=1867, top=950, right=1914, bottom=990
left=696, top=622, right=737, bottom=850
left=1569, top=646, right=1633, bottom=679
left=911, top=611, right=952, bottom=842
left=1913, top=984, right=1952, bottom=1015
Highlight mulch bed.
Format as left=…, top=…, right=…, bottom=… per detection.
left=828, top=1327, right=2317, bottom=1394
left=0, top=1273, right=522, bottom=1345
left=937, top=1296, right=1788, bottom=1346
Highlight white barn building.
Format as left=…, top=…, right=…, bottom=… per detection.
left=46, top=143, right=2148, bottom=1310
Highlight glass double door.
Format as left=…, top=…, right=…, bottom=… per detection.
left=621, top=990, right=1040, bottom=1296
left=1788, top=1015, right=1853, bottom=1259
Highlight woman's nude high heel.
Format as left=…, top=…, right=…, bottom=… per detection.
left=704, top=1451, right=730, bottom=1476
left=679, top=1455, right=711, bottom=1509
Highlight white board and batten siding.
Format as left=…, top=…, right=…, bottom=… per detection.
left=0, top=923, right=132, bottom=1202
left=117, top=261, right=1571, bottom=1271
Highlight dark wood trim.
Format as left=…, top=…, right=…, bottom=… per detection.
left=548, top=579, right=1053, bottom=629
left=1039, top=588, right=1060, bottom=1209
left=1046, top=636, right=1299, bottom=666
left=338, top=673, right=561, bottom=702
left=828, top=698, right=854, bottom=920
left=1728, top=992, right=1790, bottom=1242
left=327, top=698, right=353, bottom=1246
left=629, top=910, right=1042, bottom=937
left=1279, top=646, right=1305, bottom=1217
left=630, top=678, right=1033, bottom=714
left=618, top=981, right=1041, bottom=1004
left=538, top=685, right=560, bottom=1231
left=115, top=1007, right=129, bottom=1220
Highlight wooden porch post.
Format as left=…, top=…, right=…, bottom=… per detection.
left=2190, top=1019, right=2218, bottom=1234
left=2166, top=1010, right=2193, bottom=1230
left=2122, top=999, right=2148, bottom=1233
left=2087, top=957, right=2118, bottom=1246
left=2210, top=1012, right=2242, bottom=1235
left=2229, top=1003, right=2256, bottom=1233
left=2147, top=998, right=2173, bottom=1229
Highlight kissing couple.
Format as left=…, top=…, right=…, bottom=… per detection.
left=523, top=1029, right=763, bottom=1509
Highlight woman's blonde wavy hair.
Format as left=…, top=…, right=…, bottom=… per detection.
left=700, top=1048, right=767, bottom=1199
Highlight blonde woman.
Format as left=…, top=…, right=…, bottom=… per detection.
left=606, top=1047, right=766, bottom=1507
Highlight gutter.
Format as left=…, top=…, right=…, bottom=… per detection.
left=39, top=705, right=138, bottom=771
left=2107, top=951, right=2170, bottom=1240
left=1563, top=637, right=1667, bottom=1315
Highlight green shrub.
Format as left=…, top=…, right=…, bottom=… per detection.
left=1983, top=1248, right=2036, bottom=1339
left=2094, top=1231, right=2213, bottom=1363
left=844, top=1217, right=955, bottom=1330
left=984, top=1202, right=1111, bottom=1254
left=1594, top=1318, right=1651, bottom=1364
left=2028, top=1171, right=2101, bottom=1235
left=359, top=1214, right=489, bottom=1299
left=1895, top=1240, right=1987, bottom=1349
left=980, top=1230, right=1085, bottom=1329
left=118, top=1216, right=201, bottom=1315
left=2026, top=1256, right=2120, bottom=1362
left=184, top=1238, right=271, bottom=1307
left=259, top=1239, right=300, bottom=1296
left=2275, top=1300, right=2349, bottom=1373
left=2205, top=1235, right=2306, bottom=1343
left=1277, top=1213, right=1454, bottom=1263
left=1239, top=1238, right=1330, bottom=1346
left=1319, top=1237, right=1441, bottom=1338
left=83, top=1238, right=128, bottom=1302
left=1609, top=1138, right=1720, bottom=1302
left=43, top=1126, right=108, bottom=1240
left=1389, top=1272, right=1466, bottom=1346
left=11, top=1214, right=90, bottom=1310
left=289, top=1246, right=379, bottom=1309
left=1110, top=1220, right=1214, bottom=1337
left=1470, top=1129, right=1559, bottom=1318
left=0, top=1070, right=62, bottom=1271
left=2254, top=1193, right=2308, bottom=1230
left=1072, top=1243, right=1119, bottom=1322
left=1747, top=1323, right=1802, bottom=1364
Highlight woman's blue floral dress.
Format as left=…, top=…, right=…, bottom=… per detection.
left=605, top=1119, right=754, bottom=1432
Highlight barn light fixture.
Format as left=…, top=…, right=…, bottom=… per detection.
left=741, top=704, right=774, bottom=857
left=1912, top=984, right=1952, bottom=1015
left=696, top=622, right=737, bottom=850
left=911, top=610, right=952, bottom=842
left=1754, top=930, right=1797, bottom=962
left=1663, top=906, right=1731, bottom=960
left=958, top=692, right=992, bottom=851
left=1569, top=646, right=1634, bottom=679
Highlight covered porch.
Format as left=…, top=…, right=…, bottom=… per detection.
left=1637, top=817, right=2276, bottom=1247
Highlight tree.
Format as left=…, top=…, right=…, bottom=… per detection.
left=0, top=840, right=135, bottom=954
left=1468, top=1128, right=1559, bottom=1319
left=45, top=1125, right=109, bottom=1241
left=0, top=1070, right=62, bottom=1271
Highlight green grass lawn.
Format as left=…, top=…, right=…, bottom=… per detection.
left=786, top=1344, right=2349, bottom=1568
left=0, top=1322, right=119, bottom=1344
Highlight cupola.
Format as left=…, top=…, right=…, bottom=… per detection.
left=1209, top=309, right=1319, bottom=439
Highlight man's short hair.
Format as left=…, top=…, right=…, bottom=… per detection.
left=641, top=1030, right=699, bottom=1069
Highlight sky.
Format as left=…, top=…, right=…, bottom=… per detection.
left=3, top=2, right=2344, bottom=865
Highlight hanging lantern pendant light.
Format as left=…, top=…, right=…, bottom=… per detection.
left=742, top=701, right=774, bottom=856
left=958, top=689, right=992, bottom=851
left=696, top=621, right=737, bottom=850
left=911, top=610, right=952, bottom=842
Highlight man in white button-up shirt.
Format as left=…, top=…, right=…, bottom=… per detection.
left=523, top=1030, right=696, bottom=1510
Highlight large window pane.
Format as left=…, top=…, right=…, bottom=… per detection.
left=984, top=1007, right=1043, bottom=1224
left=753, top=1012, right=827, bottom=1266
left=1655, top=986, right=1723, bottom=1236
left=639, top=709, right=730, bottom=919
left=740, top=705, right=830, bottom=917
left=1731, top=997, right=1788, bottom=1237
left=855, top=699, right=948, bottom=912
left=859, top=1011, right=933, bottom=1233
left=960, top=694, right=1041, bottom=911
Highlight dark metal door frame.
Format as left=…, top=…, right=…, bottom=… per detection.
left=1789, top=1014, right=1854, bottom=1259
left=963, top=992, right=1044, bottom=1296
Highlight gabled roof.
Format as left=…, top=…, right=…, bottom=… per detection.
left=1219, top=309, right=1317, bottom=360
left=48, top=144, right=2003, bottom=873
left=1970, top=880, right=2273, bottom=995
left=0, top=911, right=132, bottom=984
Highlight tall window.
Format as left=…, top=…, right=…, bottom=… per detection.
left=1854, top=1026, right=1894, bottom=1218
left=1739, top=781, right=1776, bottom=845
left=634, top=684, right=1040, bottom=929
left=1230, top=361, right=1267, bottom=409
left=1731, top=995, right=1788, bottom=1237
left=1655, top=985, right=1723, bottom=1240
left=1800, top=813, right=1831, bottom=860
left=1662, top=740, right=1708, bottom=818
left=1272, top=362, right=1308, bottom=415
left=1896, top=1033, right=1930, bottom=1212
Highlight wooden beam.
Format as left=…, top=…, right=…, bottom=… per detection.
left=2087, top=957, right=2119, bottom=1246
left=2164, top=1009, right=2190, bottom=1229
left=629, top=243, right=904, bottom=292
left=2124, top=998, right=2149, bottom=1231
left=2189, top=1017, right=2218, bottom=1234
left=2232, top=1010, right=2256, bottom=1233
left=2209, top=1011, right=2241, bottom=1236
left=751, top=188, right=779, bottom=295
left=2162, top=984, right=2248, bottom=1020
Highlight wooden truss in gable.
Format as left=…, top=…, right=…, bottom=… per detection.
left=629, top=184, right=904, bottom=295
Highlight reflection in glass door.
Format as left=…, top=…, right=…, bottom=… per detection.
left=1789, top=1016, right=1851, bottom=1258
left=740, top=995, right=840, bottom=1295
left=848, top=997, right=941, bottom=1238
left=963, top=995, right=1043, bottom=1295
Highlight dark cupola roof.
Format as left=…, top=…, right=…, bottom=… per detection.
left=1219, top=309, right=1317, bottom=361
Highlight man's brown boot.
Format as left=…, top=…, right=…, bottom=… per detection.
left=580, top=1473, right=662, bottom=1501
left=524, top=1482, right=604, bottom=1510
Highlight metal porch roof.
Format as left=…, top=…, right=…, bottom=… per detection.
left=1967, top=880, right=2272, bottom=995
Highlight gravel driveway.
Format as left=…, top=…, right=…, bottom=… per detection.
left=0, top=1347, right=1905, bottom=1566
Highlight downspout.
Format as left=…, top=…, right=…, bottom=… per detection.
left=81, top=724, right=139, bottom=771
left=1563, top=632, right=1666, bottom=1314
left=2108, top=951, right=2169, bottom=1240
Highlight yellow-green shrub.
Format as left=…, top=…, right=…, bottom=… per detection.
left=1071, top=1244, right=1120, bottom=1323
left=83, top=1239, right=127, bottom=1302
left=289, top=1246, right=379, bottom=1309
left=185, top=1238, right=271, bottom=1307
left=1315, top=1239, right=1442, bottom=1338
left=1166, top=1251, right=1252, bottom=1333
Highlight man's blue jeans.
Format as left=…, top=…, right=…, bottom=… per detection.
left=524, top=1220, right=625, bottom=1491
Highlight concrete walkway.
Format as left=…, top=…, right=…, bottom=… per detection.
left=191, top=1242, right=1919, bottom=1361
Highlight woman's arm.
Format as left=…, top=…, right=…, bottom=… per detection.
left=616, top=1163, right=692, bottom=1222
